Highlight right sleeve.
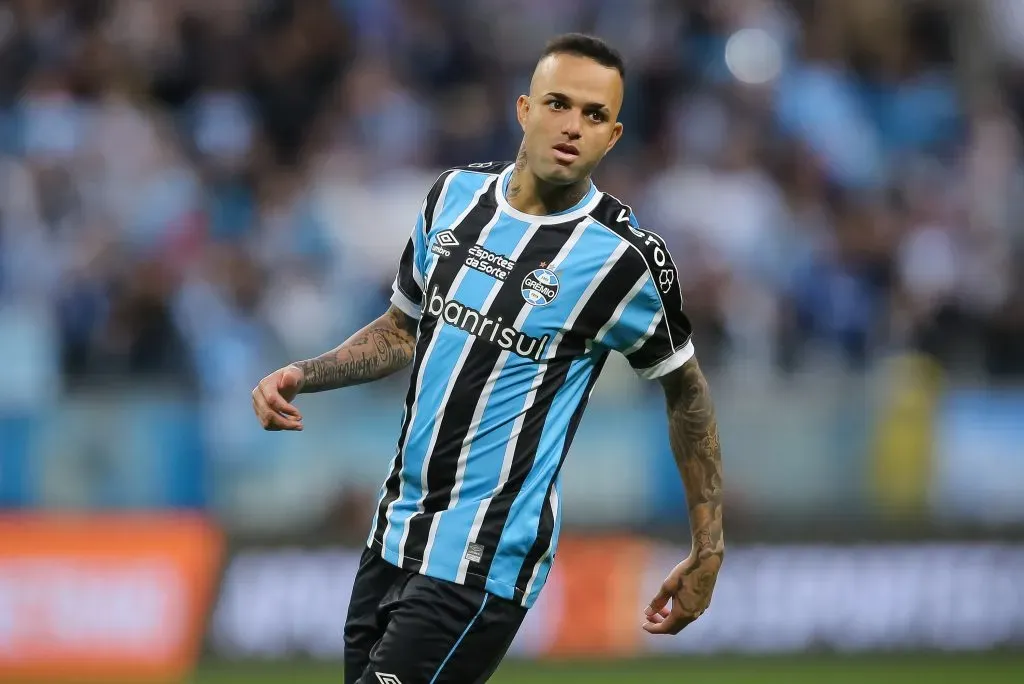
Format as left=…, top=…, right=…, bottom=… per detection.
left=390, top=200, right=428, bottom=320
left=599, top=240, right=695, bottom=379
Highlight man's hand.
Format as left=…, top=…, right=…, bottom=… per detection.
left=643, top=546, right=722, bottom=635
left=250, top=305, right=418, bottom=432
left=252, top=364, right=306, bottom=431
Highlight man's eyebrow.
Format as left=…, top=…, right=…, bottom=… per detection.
left=543, top=91, right=609, bottom=111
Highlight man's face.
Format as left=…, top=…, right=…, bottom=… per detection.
left=517, top=53, right=624, bottom=186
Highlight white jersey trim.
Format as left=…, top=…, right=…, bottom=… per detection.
left=390, top=283, right=422, bottom=320
left=634, top=340, right=695, bottom=379
left=494, top=163, right=603, bottom=224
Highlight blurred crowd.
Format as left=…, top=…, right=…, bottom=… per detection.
left=1, top=0, right=1023, bottom=409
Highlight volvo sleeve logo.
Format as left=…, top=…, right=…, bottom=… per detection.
left=521, top=268, right=559, bottom=306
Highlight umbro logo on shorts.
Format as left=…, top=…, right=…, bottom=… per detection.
left=376, top=673, right=403, bottom=684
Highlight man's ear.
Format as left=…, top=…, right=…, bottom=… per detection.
left=516, top=94, right=529, bottom=132
left=606, top=121, right=624, bottom=154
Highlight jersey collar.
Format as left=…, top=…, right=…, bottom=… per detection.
left=496, top=162, right=603, bottom=224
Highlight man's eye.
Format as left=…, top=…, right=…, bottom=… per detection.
left=589, top=112, right=605, bottom=123
left=548, top=101, right=566, bottom=110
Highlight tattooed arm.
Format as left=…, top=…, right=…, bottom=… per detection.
left=663, top=356, right=725, bottom=560
left=292, top=305, right=417, bottom=392
left=642, top=355, right=724, bottom=635
left=251, top=306, right=417, bottom=431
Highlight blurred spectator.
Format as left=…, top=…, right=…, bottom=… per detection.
left=0, top=0, right=1021, bottom=405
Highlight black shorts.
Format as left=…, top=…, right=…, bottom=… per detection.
left=343, top=546, right=528, bottom=684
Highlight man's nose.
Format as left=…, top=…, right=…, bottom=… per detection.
left=562, top=114, right=582, bottom=140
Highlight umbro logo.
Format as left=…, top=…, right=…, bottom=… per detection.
left=436, top=230, right=459, bottom=247
left=376, top=674, right=403, bottom=684
left=431, top=230, right=459, bottom=258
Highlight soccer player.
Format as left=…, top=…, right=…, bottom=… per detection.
left=252, top=33, right=724, bottom=684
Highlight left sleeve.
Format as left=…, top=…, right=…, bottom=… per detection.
left=390, top=199, right=429, bottom=319
left=600, top=235, right=695, bottom=379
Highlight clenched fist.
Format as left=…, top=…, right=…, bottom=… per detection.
left=252, top=364, right=306, bottom=431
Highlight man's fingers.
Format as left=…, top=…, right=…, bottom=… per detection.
left=642, top=602, right=706, bottom=635
left=644, top=609, right=668, bottom=625
left=644, top=585, right=672, bottom=617
left=259, top=385, right=302, bottom=419
left=252, top=388, right=303, bottom=431
left=643, top=610, right=667, bottom=626
left=252, top=391, right=271, bottom=426
left=643, top=612, right=693, bottom=635
left=264, top=391, right=301, bottom=418
left=262, top=412, right=304, bottom=431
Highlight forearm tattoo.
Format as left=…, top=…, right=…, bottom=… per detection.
left=294, top=308, right=417, bottom=392
left=663, top=357, right=725, bottom=560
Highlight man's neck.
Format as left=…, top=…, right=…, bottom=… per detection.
left=505, top=147, right=590, bottom=216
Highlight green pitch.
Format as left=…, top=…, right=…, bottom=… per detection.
left=193, top=654, right=1024, bottom=684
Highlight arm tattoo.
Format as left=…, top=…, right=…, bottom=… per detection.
left=292, top=307, right=417, bottom=393
left=661, top=357, right=724, bottom=560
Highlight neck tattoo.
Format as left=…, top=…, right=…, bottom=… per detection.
left=506, top=146, right=590, bottom=214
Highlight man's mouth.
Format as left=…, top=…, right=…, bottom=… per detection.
left=552, top=143, right=579, bottom=163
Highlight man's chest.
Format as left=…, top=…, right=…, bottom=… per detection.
left=421, top=216, right=625, bottom=359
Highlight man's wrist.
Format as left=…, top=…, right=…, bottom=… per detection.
left=287, top=363, right=309, bottom=393
left=691, top=529, right=724, bottom=557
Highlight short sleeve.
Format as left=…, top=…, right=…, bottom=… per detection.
left=390, top=200, right=428, bottom=319
left=599, top=235, right=695, bottom=379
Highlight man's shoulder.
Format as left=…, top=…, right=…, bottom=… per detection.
left=427, top=160, right=512, bottom=196
left=430, top=161, right=512, bottom=190
left=588, top=191, right=637, bottom=232
left=421, top=161, right=512, bottom=219
left=587, top=192, right=669, bottom=268
left=447, top=160, right=514, bottom=176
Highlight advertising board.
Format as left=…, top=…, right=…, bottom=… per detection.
left=209, top=538, right=1024, bottom=660
left=0, top=514, right=223, bottom=682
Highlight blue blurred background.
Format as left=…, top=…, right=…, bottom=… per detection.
left=1, top=0, right=1023, bottom=676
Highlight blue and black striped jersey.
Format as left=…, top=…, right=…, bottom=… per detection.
left=369, top=160, right=694, bottom=608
